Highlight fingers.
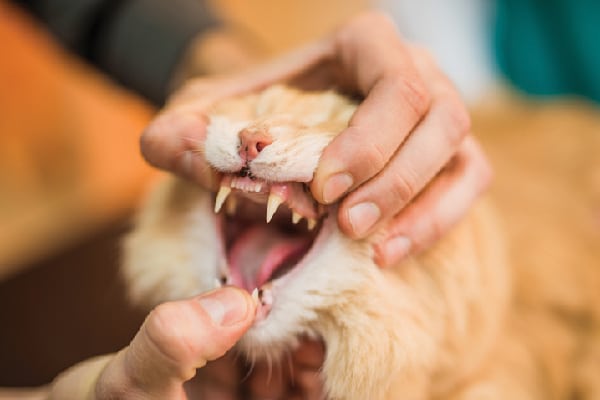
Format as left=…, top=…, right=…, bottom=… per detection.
left=374, top=137, right=493, bottom=267
left=96, top=287, right=256, bottom=399
left=338, top=49, right=470, bottom=238
left=140, top=111, right=221, bottom=189
left=312, top=12, right=431, bottom=208
left=314, top=25, right=473, bottom=239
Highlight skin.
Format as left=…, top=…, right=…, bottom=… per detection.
left=45, top=11, right=491, bottom=399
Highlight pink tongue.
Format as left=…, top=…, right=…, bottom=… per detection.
left=228, top=225, right=309, bottom=291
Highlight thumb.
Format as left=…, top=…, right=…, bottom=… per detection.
left=98, top=287, right=256, bottom=398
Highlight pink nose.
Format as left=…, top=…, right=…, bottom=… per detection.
left=239, top=128, right=273, bottom=161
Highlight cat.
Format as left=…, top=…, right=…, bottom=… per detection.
left=121, top=85, right=595, bottom=399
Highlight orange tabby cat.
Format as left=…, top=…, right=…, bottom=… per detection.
left=122, top=85, right=599, bottom=399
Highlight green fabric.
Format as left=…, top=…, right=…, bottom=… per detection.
left=494, top=0, right=600, bottom=103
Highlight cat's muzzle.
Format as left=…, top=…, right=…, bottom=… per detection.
left=212, top=173, right=332, bottom=322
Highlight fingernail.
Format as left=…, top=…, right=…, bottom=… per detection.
left=348, top=202, right=381, bottom=237
left=197, top=288, right=250, bottom=326
left=381, top=236, right=412, bottom=265
left=322, top=173, right=353, bottom=204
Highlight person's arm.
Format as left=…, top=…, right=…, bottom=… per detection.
left=13, top=0, right=222, bottom=105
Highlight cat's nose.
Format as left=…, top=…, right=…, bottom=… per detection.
left=239, top=128, right=273, bottom=161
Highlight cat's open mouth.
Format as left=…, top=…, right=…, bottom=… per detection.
left=213, top=174, right=330, bottom=322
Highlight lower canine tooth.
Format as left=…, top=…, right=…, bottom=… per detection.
left=292, top=211, right=302, bottom=224
left=214, top=186, right=231, bottom=213
left=307, top=218, right=317, bottom=230
left=266, top=193, right=284, bottom=223
left=251, top=288, right=259, bottom=304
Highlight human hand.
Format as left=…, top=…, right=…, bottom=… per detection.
left=300, top=13, right=492, bottom=267
left=48, top=288, right=326, bottom=399
left=140, top=11, right=492, bottom=268
left=48, top=287, right=256, bottom=399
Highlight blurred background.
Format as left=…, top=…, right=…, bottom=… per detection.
left=0, top=0, right=598, bottom=391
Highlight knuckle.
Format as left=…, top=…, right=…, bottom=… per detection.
left=360, top=141, right=390, bottom=176
left=145, top=302, right=199, bottom=363
left=424, top=216, right=445, bottom=249
left=476, top=149, right=494, bottom=190
left=389, top=74, right=431, bottom=118
left=338, top=11, right=399, bottom=48
left=140, top=116, right=169, bottom=166
left=463, top=137, right=494, bottom=190
left=389, top=169, right=419, bottom=206
left=437, top=98, right=471, bottom=146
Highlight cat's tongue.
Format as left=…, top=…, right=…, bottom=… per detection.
left=228, top=225, right=310, bottom=291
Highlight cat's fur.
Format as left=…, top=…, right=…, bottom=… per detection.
left=122, top=86, right=599, bottom=399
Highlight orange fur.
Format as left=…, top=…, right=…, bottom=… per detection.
left=122, top=86, right=600, bottom=399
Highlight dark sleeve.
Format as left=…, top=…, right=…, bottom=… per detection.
left=15, top=0, right=220, bottom=105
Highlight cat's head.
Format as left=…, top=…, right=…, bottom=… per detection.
left=124, top=85, right=406, bottom=398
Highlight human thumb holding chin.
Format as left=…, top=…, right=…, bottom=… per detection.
left=48, top=287, right=257, bottom=400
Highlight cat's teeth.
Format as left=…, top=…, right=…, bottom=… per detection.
left=214, top=186, right=231, bottom=213
left=251, top=288, right=259, bottom=305
left=214, top=278, right=222, bottom=289
left=225, top=195, right=237, bottom=215
left=292, top=211, right=302, bottom=224
left=307, top=218, right=317, bottom=231
left=266, top=193, right=283, bottom=223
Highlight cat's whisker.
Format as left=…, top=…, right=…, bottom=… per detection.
left=266, top=193, right=284, bottom=223
left=214, top=185, right=231, bottom=213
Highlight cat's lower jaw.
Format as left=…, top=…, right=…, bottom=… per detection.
left=123, top=176, right=510, bottom=400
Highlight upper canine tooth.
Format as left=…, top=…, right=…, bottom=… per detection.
left=292, top=211, right=302, bottom=224
left=215, top=186, right=231, bottom=213
left=266, top=193, right=284, bottom=223
left=307, top=218, right=317, bottom=231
